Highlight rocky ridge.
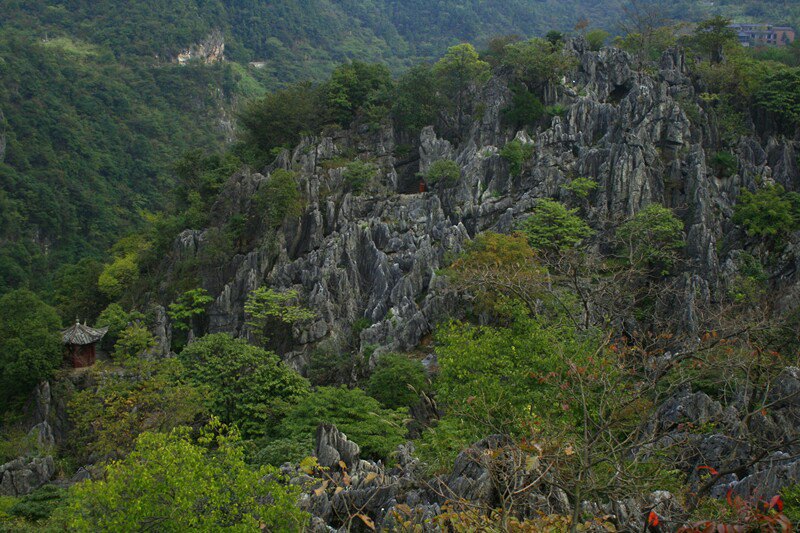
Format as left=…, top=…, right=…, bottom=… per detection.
left=159, top=40, right=798, bottom=367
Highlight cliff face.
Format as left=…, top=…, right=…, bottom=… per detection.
left=159, top=40, right=799, bottom=367
left=175, top=30, right=225, bottom=65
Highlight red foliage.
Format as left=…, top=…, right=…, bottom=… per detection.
left=677, top=492, right=792, bottom=533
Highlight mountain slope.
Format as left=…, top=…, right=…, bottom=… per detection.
left=2, top=0, right=799, bottom=297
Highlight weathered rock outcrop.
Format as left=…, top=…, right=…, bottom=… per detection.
left=175, top=29, right=224, bottom=65
left=0, top=456, right=55, bottom=497
left=297, top=424, right=682, bottom=531
left=159, top=42, right=797, bottom=365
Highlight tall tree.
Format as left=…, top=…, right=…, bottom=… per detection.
left=0, top=289, right=61, bottom=410
left=434, top=43, right=490, bottom=129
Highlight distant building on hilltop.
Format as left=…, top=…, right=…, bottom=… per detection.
left=62, top=320, right=108, bottom=368
left=730, top=23, right=796, bottom=47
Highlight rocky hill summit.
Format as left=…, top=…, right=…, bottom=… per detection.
left=159, top=39, right=797, bottom=366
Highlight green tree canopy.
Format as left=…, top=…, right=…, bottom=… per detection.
left=244, top=287, right=315, bottom=344
left=275, top=386, right=407, bottom=460
left=68, top=358, right=207, bottom=461
left=0, top=289, right=62, bottom=410
left=324, top=61, right=393, bottom=127
left=616, top=204, right=685, bottom=274
left=51, top=258, right=106, bottom=326
left=501, top=38, right=576, bottom=88
left=55, top=421, right=307, bottom=531
left=502, top=85, right=545, bottom=130
left=391, top=64, right=441, bottom=133
left=688, top=16, right=738, bottom=64
left=733, top=184, right=800, bottom=239
left=237, top=82, right=322, bottom=160
left=500, top=139, right=534, bottom=177
left=252, top=169, right=304, bottom=230
left=434, top=311, right=588, bottom=441
left=96, top=303, right=143, bottom=352
left=112, top=322, right=157, bottom=361
left=178, top=333, right=309, bottom=438
left=367, top=354, right=428, bottom=409
left=753, top=67, right=800, bottom=131
left=425, top=159, right=461, bottom=188
left=168, top=288, right=213, bottom=331
left=434, top=43, right=490, bottom=123
left=585, top=29, right=610, bottom=51
left=521, top=198, right=594, bottom=253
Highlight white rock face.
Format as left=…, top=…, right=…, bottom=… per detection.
left=176, top=30, right=224, bottom=65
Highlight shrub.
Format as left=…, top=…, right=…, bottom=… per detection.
left=616, top=204, right=685, bottom=274
left=500, top=139, right=533, bottom=177
left=276, top=386, right=407, bottom=460
left=68, top=358, right=208, bottom=461
left=502, top=85, right=545, bottom=130
left=733, top=184, right=798, bottom=238
left=367, top=354, right=428, bottom=409
left=54, top=422, right=307, bottom=531
left=244, top=287, right=315, bottom=344
left=784, top=483, right=800, bottom=524
left=425, top=159, right=461, bottom=187
left=253, top=169, right=303, bottom=229
left=343, top=160, right=378, bottom=194
left=727, top=252, right=767, bottom=304
left=112, top=322, right=156, bottom=361
left=96, top=303, right=143, bottom=352
left=710, top=151, right=738, bottom=178
left=585, top=29, right=610, bottom=51
left=564, top=177, right=598, bottom=199
left=167, top=288, right=213, bottom=332
left=8, top=485, right=65, bottom=522
left=435, top=315, right=584, bottom=437
left=250, top=436, right=313, bottom=467
left=0, top=290, right=61, bottom=411
left=520, top=198, right=593, bottom=253
left=416, top=415, right=478, bottom=475
left=546, top=104, right=568, bottom=117
left=178, top=333, right=309, bottom=438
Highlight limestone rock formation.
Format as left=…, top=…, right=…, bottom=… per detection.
left=176, top=29, right=224, bottom=65
left=298, top=424, right=683, bottom=531
left=158, top=41, right=797, bottom=368
left=0, top=456, right=55, bottom=497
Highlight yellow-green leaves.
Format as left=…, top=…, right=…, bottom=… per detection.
left=55, top=421, right=308, bottom=531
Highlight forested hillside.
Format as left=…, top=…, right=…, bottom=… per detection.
left=2, top=0, right=799, bottom=300
left=3, top=1, right=800, bottom=530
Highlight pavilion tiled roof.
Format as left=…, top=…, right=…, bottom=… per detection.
left=61, top=320, right=109, bottom=346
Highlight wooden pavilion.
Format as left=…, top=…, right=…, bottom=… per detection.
left=61, top=320, right=108, bottom=368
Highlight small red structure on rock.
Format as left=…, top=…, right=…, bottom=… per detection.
left=61, top=320, right=108, bottom=368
